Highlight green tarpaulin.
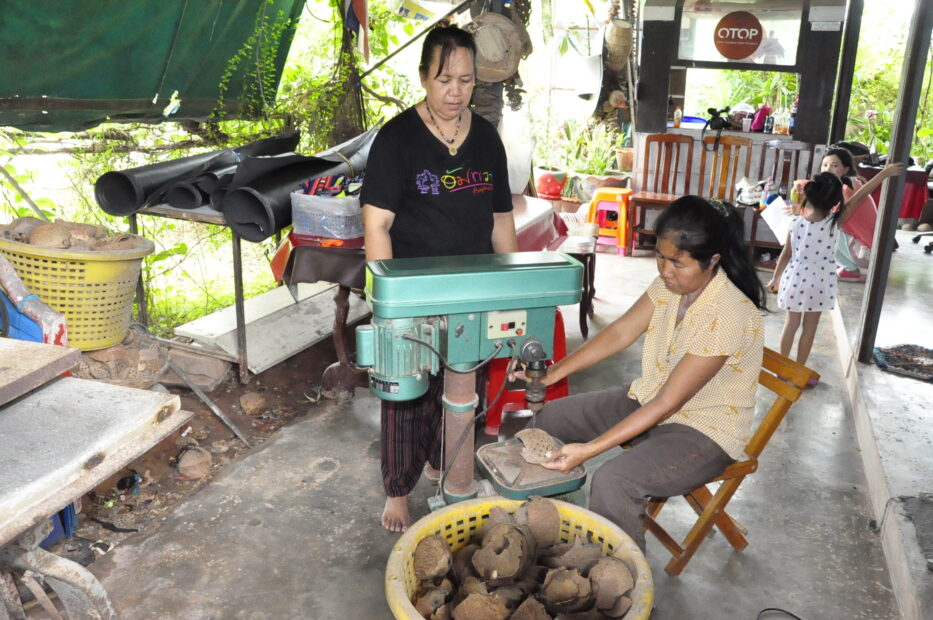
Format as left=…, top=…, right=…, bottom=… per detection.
left=0, top=0, right=305, bottom=132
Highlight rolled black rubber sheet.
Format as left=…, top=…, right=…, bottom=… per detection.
left=219, top=127, right=378, bottom=242
left=94, top=133, right=301, bottom=215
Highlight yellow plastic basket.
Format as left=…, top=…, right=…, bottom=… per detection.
left=385, top=497, right=654, bottom=619
left=0, top=236, right=154, bottom=351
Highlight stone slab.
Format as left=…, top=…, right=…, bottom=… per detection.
left=0, top=377, right=181, bottom=545
left=0, top=338, right=80, bottom=407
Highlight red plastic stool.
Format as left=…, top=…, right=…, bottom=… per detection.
left=483, top=308, right=570, bottom=436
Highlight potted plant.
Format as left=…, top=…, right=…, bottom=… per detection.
left=614, top=122, right=634, bottom=172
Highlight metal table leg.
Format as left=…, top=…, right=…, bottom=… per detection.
left=321, top=285, right=368, bottom=401
left=231, top=232, right=250, bottom=384
left=127, top=214, right=148, bottom=327
left=0, top=522, right=116, bottom=620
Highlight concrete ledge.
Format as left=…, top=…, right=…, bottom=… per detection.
left=830, top=305, right=933, bottom=620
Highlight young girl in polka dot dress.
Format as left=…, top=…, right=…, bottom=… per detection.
left=766, top=163, right=903, bottom=385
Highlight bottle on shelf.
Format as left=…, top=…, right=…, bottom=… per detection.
left=673, top=106, right=683, bottom=128
left=789, top=95, right=799, bottom=134
left=763, top=114, right=775, bottom=134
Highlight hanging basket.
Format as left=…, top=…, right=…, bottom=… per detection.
left=605, top=19, right=633, bottom=72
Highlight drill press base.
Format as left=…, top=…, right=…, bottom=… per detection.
left=475, top=438, right=587, bottom=500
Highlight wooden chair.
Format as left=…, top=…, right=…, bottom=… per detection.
left=749, top=140, right=817, bottom=259
left=627, top=134, right=694, bottom=254
left=642, top=347, right=820, bottom=576
left=697, top=134, right=753, bottom=202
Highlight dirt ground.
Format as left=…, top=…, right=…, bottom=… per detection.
left=52, top=333, right=344, bottom=565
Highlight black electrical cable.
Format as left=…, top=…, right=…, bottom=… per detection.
left=402, top=333, right=504, bottom=374
left=757, top=608, right=804, bottom=620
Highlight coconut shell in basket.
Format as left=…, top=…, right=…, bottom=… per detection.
left=414, top=587, right=448, bottom=617
left=9, top=217, right=43, bottom=242
left=510, top=596, right=552, bottom=620
left=413, top=535, right=453, bottom=581
left=588, top=556, right=634, bottom=613
left=540, top=535, right=604, bottom=575
left=451, top=592, right=509, bottom=620
left=540, top=567, right=594, bottom=614
left=28, top=222, right=71, bottom=248
left=471, top=523, right=537, bottom=584
left=451, top=543, right=478, bottom=585
left=514, top=496, right=560, bottom=546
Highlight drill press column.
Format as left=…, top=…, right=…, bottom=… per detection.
left=441, top=368, right=479, bottom=502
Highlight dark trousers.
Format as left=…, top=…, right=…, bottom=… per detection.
left=381, top=374, right=444, bottom=498
left=535, top=386, right=735, bottom=551
left=380, top=372, right=486, bottom=497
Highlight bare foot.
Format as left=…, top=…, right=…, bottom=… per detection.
left=423, top=463, right=441, bottom=483
left=382, top=495, right=411, bottom=532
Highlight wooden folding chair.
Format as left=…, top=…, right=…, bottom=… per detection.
left=642, top=347, right=820, bottom=576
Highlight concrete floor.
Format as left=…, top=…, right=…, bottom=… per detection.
left=38, top=231, right=933, bottom=619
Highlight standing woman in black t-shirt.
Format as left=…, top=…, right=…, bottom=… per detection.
left=360, top=25, right=518, bottom=532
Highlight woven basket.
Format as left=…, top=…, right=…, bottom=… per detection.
left=0, top=236, right=154, bottom=351
left=385, top=497, right=653, bottom=619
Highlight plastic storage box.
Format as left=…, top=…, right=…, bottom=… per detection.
left=290, top=192, right=363, bottom=239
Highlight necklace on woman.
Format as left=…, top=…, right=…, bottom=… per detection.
left=424, top=102, right=462, bottom=156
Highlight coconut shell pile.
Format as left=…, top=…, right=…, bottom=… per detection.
left=409, top=497, right=637, bottom=619
left=0, top=217, right=147, bottom=251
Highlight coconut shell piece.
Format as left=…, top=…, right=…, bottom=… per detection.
left=413, top=535, right=453, bottom=581
left=540, top=568, right=594, bottom=614
left=451, top=593, right=509, bottom=620
left=515, top=428, right=559, bottom=464
left=490, top=584, right=524, bottom=609
left=588, top=556, right=635, bottom=612
left=471, top=523, right=537, bottom=585
left=452, top=543, right=478, bottom=584
left=58, top=220, right=108, bottom=241
left=176, top=446, right=212, bottom=479
left=453, top=575, right=488, bottom=606
left=28, top=222, right=71, bottom=248
left=483, top=506, right=515, bottom=536
left=606, top=594, right=633, bottom=618
left=510, top=596, right=552, bottom=620
left=9, top=217, right=43, bottom=242
left=93, top=233, right=143, bottom=251
left=415, top=588, right=447, bottom=617
left=514, top=496, right=561, bottom=546
left=430, top=603, right=451, bottom=620
left=540, top=535, right=603, bottom=575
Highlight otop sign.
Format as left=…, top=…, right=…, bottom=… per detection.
left=714, top=11, right=764, bottom=60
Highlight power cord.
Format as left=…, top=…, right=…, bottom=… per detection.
left=757, top=608, right=803, bottom=620
left=868, top=496, right=903, bottom=533
left=402, top=333, right=504, bottom=374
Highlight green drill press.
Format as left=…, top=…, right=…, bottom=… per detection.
left=355, top=251, right=585, bottom=506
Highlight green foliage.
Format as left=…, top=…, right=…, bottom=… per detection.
left=720, top=70, right=798, bottom=111
left=537, top=119, right=619, bottom=175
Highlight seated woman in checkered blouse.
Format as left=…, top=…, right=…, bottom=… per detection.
left=515, top=196, right=766, bottom=552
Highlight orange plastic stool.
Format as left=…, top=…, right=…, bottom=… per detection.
left=586, top=187, right=633, bottom=255
left=482, top=309, right=569, bottom=436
